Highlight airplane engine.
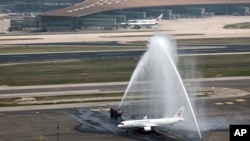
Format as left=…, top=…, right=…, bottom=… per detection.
left=143, top=126, right=152, bottom=132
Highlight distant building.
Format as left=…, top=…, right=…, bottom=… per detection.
left=0, top=0, right=84, bottom=13
left=3, top=0, right=250, bottom=32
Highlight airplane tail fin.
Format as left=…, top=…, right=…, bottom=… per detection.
left=173, top=106, right=185, bottom=118
left=156, top=13, right=163, bottom=22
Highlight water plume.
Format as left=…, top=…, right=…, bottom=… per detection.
left=118, top=34, right=202, bottom=139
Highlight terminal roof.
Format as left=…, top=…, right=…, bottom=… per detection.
left=40, top=0, right=250, bottom=17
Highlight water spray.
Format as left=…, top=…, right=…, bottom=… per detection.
left=118, top=34, right=202, bottom=139
left=161, top=41, right=202, bottom=140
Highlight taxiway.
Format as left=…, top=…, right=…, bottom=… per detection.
left=0, top=45, right=250, bottom=64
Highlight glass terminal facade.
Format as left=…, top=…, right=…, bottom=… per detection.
left=0, top=0, right=84, bottom=13
left=1, top=1, right=249, bottom=32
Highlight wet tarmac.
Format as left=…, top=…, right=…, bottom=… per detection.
left=63, top=108, right=203, bottom=141
left=1, top=95, right=250, bottom=141
left=60, top=94, right=250, bottom=141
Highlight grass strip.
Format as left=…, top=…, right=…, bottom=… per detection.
left=0, top=93, right=123, bottom=107
left=224, top=22, right=250, bottom=29
left=0, top=58, right=137, bottom=86
left=0, top=54, right=249, bottom=86
left=177, top=37, right=250, bottom=45
left=0, top=99, right=122, bottom=107
left=0, top=93, right=153, bottom=107
left=128, top=37, right=250, bottom=45
left=34, top=93, right=124, bottom=101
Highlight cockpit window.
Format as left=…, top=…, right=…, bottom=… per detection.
left=119, top=122, right=124, bottom=125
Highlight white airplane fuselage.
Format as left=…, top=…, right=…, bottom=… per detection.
left=118, top=117, right=184, bottom=129
left=127, top=20, right=158, bottom=27
left=120, top=13, right=163, bottom=29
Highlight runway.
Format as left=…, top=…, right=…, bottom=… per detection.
left=0, top=45, right=250, bottom=64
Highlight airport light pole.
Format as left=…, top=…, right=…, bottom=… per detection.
left=225, top=0, right=228, bottom=16
left=0, top=18, right=3, bottom=33
left=56, top=124, right=60, bottom=141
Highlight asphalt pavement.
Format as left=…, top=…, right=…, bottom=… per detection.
left=0, top=94, right=249, bottom=141
left=0, top=77, right=249, bottom=141
left=0, top=45, right=250, bottom=64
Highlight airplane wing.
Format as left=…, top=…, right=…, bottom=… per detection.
left=147, top=123, right=158, bottom=127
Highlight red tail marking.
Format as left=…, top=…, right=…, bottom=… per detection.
left=177, top=111, right=182, bottom=117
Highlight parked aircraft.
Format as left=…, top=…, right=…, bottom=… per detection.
left=120, top=13, right=163, bottom=29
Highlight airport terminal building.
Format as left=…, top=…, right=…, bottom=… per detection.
left=2, top=0, right=250, bottom=32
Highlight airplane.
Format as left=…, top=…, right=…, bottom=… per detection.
left=118, top=106, right=185, bottom=132
left=8, top=13, right=24, bottom=17
left=120, top=13, right=163, bottom=29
